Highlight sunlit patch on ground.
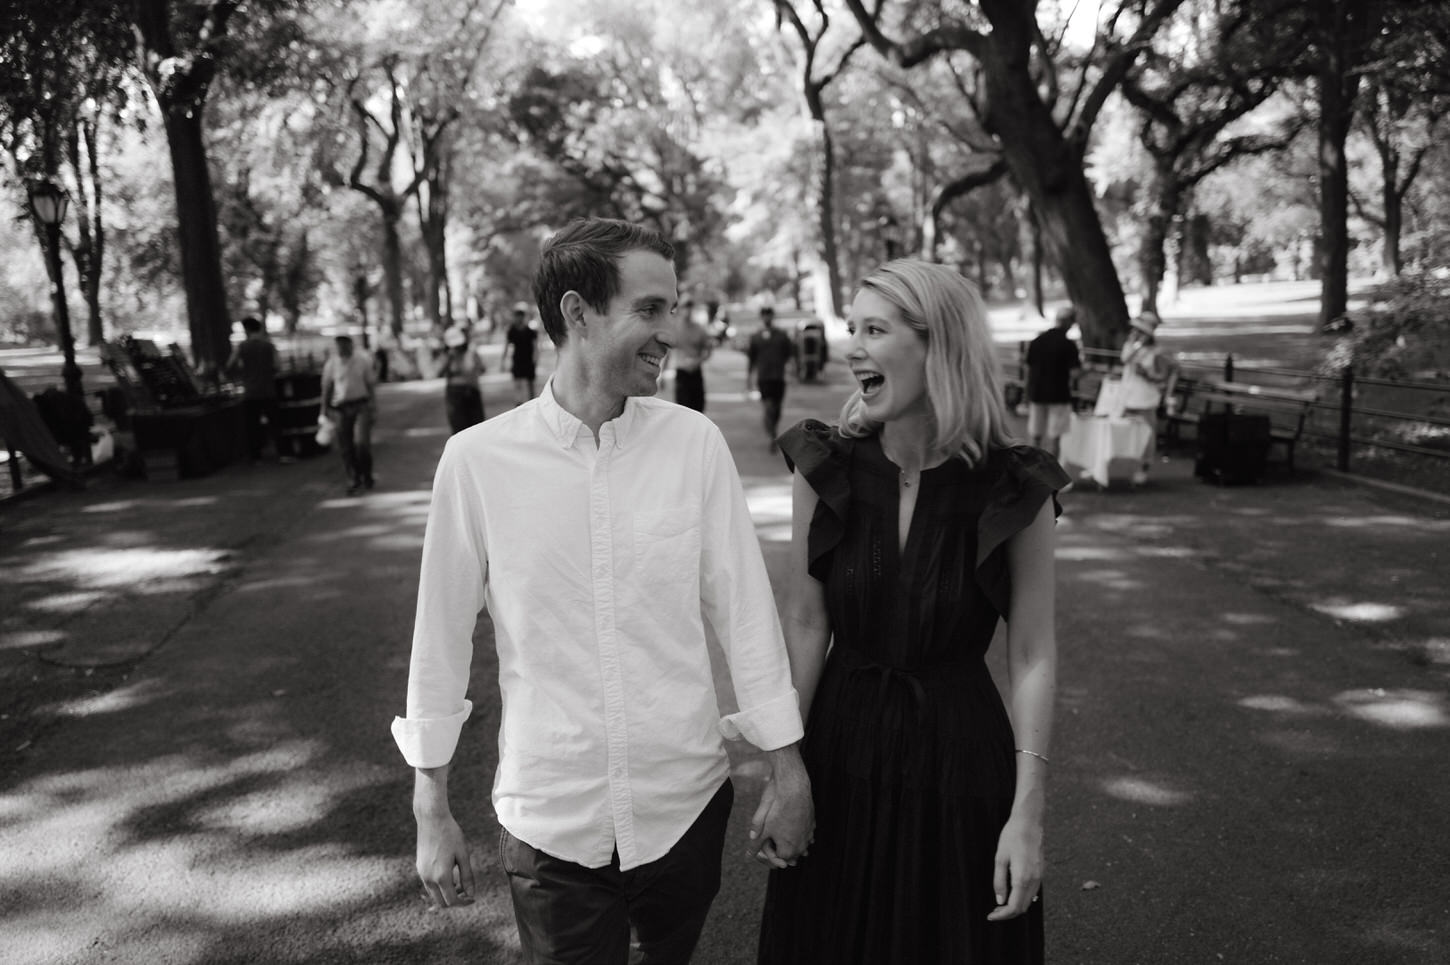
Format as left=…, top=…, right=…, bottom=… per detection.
left=13, top=547, right=234, bottom=589
left=1321, top=514, right=1450, bottom=532
left=1075, top=568, right=1149, bottom=592
left=1221, top=612, right=1276, bottom=626
left=404, top=426, right=450, bottom=437
left=1101, top=775, right=1193, bottom=806
left=46, top=680, right=166, bottom=719
left=1238, top=694, right=1322, bottom=715
left=1310, top=600, right=1406, bottom=622
left=0, top=629, right=65, bottom=650
left=1055, top=545, right=1130, bottom=562
left=1333, top=688, right=1448, bottom=729
left=22, top=590, right=110, bottom=613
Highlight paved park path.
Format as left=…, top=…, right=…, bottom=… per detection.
left=2, top=343, right=1447, bottom=964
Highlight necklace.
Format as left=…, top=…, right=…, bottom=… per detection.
left=900, top=468, right=918, bottom=489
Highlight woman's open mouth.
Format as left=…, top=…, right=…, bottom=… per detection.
left=856, top=371, right=884, bottom=397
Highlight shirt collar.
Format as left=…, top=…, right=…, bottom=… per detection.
left=537, top=378, right=641, bottom=450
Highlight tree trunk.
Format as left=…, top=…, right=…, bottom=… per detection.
left=1029, top=203, right=1044, bottom=316
left=814, top=120, right=844, bottom=318
left=161, top=108, right=232, bottom=373
left=381, top=205, right=406, bottom=338
left=1138, top=163, right=1181, bottom=316
left=1315, top=0, right=1376, bottom=329
left=979, top=52, right=1128, bottom=347
left=1381, top=175, right=1402, bottom=277
left=68, top=116, right=106, bottom=347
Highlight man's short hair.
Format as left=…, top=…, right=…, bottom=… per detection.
left=241, top=316, right=263, bottom=334
left=1055, top=305, right=1076, bottom=325
left=532, top=219, right=675, bottom=346
left=335, top=335, right=354, bottom=347
left=760, top=306, right=775, bottom=319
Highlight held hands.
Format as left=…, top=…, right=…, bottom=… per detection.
left=987, top=815, right=1043, bottom=921
left=415, top=810, right=476, bottom=910
left=748, top=754, right=814, bottom=870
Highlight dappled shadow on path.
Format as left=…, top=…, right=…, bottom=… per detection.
left=1047, top=480, right=1450, bottom=964
left=0, top=386, right=518, bottom=964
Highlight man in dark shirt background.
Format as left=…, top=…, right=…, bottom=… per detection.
left=226, top=316, right=292, bottom=464
left=1025, top=305, right=1081, bottom=458
left=746, top=306, right=795, bottom=451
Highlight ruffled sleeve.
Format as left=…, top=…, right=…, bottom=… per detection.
left=975, top=445, right=1071, bottom=615
left=777, top=419, right=853, bottom=583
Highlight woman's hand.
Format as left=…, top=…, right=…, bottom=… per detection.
left=986, top=814, right=1043, bottom=921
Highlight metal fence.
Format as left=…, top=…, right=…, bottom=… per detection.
left=1003, top=342, right=1450, bottom=474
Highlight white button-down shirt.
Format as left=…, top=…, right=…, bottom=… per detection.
left=391, top=381, right=802, bottom=870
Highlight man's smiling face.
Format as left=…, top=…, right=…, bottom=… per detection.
left=581, top=248, right=679, bottom=399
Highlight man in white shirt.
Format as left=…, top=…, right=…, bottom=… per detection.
left=320, top=334, right=377, bottom=495
left=392, top=218, right=812, bottom=964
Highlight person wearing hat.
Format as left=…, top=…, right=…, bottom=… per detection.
left=1119, top=311, right=1177, bottom=485
left=501, top=301, right=540, bottom=406
left=440, top=326, right=485, bottom=434
left=1024, top=305, right=1081, bottom=458
left=672, top=296, right=714, bottom=412
left=747, top=305, right=796, bottom=450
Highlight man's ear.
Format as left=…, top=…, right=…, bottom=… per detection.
left=560, top=291, right=588, bottom=337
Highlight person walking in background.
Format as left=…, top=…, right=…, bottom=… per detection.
left=757, top=260, right=1066, bottom=964
left=672, top=296, right=713, bottom=412
left=225, top=316, right=291, bottom=464
left=1025, top=304, right=1081, bottom=458
left=747, top=305, right=795, bottom=451
left=440, top=326, right=485, bottom=434
left=321, top=334, right=377, bottom=495
left=1119, top=310, right=1177, bottom=486
left=501, top=301, right=540, bottom=405
left=393, top=218, right=812, bottom=965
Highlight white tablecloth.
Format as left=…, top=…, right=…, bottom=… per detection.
left=1059, top=414, right=1153, bottom=488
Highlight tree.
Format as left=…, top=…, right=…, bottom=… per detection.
left=1349, top=4, right=1450, bottom=276
left=771, top=0, right=869, bottom=318
left=0, top=2, right=135, bottom=348
left=1119, top=0, right=1303, bottom=313
left=842, top=0, right=1189, bottom=347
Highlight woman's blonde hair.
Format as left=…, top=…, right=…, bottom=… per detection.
left=838, top=259, right=1016, bottom=466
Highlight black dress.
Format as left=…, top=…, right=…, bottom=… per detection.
left=758, top=420, right=1068, bottom=965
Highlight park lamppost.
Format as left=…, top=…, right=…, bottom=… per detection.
left=28, top=179, right=84, bottom=399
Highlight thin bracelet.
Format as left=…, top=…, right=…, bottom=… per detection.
left=1016, top=748, right=1050, bottom=764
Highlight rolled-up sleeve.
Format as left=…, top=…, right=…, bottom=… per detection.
left=391, top=439, right=488, bottom=768
left=698, top=431, right=804, bottom=752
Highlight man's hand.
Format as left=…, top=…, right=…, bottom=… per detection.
left=748, top=744, right=813, bottom=869
left=415, top=809, right=476, bottom=910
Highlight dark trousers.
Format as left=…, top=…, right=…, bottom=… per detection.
left=500, top=781, right=734, bottom=965
left=758, top=379, right=786, bottom=437
left=243, top=397, right=281, bottom=460
left=675, top=368, right=706, bottom=412
left=445, top=383, right=484, bottom=434
left=333, top=399, right=373, bottom=486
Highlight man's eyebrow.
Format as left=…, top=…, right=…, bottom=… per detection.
left=631, top=295, right=672, bottom=312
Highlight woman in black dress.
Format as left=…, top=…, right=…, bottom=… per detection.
left=756, top=260, right=1067, bottom=963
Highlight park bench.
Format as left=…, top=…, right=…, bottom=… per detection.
left=1166, top=377, right=1319, bottom=474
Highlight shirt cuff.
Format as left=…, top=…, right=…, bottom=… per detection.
left=391, top=699, right=474, bottom=768
left=717, top=691, right=804, bottom=751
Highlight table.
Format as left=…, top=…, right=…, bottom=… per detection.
left=1058, top=413, right=1153, bottom=488
left=132, top=400, right=246, bottom=480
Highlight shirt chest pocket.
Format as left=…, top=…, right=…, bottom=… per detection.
left=632, top=507, right=701, bottom=585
